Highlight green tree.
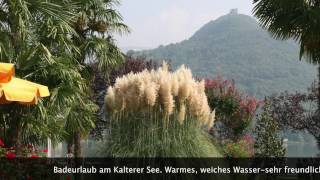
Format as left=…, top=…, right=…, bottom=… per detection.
left=72, top=0, right=129, bottom=72
left=0, top=0, right=96, bottom=155
left=253, top=0, right=320, bottom=125
left=254, top=100, right=285, bottom=157
left=67, top=0, right=129, bottom=157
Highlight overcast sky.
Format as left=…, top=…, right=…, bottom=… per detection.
left=115, top=0, right=254, bottom=49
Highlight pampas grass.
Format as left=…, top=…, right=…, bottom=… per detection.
left=105, top=62, right=214, bottom=126
left=102, top=62, right=219, bottom=157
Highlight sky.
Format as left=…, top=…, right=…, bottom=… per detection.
left=115, top=0, right=254, bottom=49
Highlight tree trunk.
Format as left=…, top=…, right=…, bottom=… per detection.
left=8, top=107, right=23, bottom=156
left=74, top=132, right=82, bottom=157
left=312, top=65, right=320, bottom=154
left=11, top=119, right=22, bottom=156
left=67, top=141, right=73, bottom=154
left=318, top=64, right=320, bottom=115
left=316, top=136, right=320, bottom=157
left=74, top=132, right=83, bottom=180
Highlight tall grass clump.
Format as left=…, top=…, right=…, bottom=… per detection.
left=102, top=62, right=220, bottom=157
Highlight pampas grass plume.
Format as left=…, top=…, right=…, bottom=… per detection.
left=178, top=104, right=186, bottom=124
left=105, top=62, right=215, bottom=128
left=145, top=82, right=158, bottom=107
left=105, top=86, right=116, bottom=112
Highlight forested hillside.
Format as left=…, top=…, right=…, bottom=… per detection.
left=132, top=11, right=317, bottom=97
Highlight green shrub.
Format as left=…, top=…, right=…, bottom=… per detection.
left=224, top=134, right=255, bottom=158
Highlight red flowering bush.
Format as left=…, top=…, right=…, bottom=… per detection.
left=0, top=139, right=4, bottom=147
left=224, top=134, right=255, bottom=158
left=0, top=138, right=47, bottom=158
left=6, top=152, right=16, bottom=159
left=205, top=75, right=260, bottom=140
left=0, top=138, right=52, bottom=179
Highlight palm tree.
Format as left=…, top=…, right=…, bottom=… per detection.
left=67, top=0, right=129, bottom=157
left=253, top=0, right=320, bottom=145
left=0, top=0, right=127, bottom=157
left=72, top=0, right=129, bottom=69
left=0, top=0, right=96, bottom=155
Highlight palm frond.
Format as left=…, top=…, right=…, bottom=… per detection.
left=253, top=0, right=320, bottom=64
left=83, top=36, right=124, bottom=74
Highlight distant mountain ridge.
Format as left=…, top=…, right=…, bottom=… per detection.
left=132, top=11, right=317, bottom=98
left=120, top=46, right=152, bottom=53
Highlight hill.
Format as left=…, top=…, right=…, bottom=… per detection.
left=132, top=10, right=317, bottom=98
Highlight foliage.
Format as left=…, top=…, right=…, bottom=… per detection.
left=253, top=0, right=320, bottom=149
left=254, top=100, right=285, bottom=157
left=71, top=0, right=129, bottom=74
left=65, top=0, right=129, bottom=156
left=269, top=82, right=319, bottom=146
left=224, top=134, right=255, bottom=158
left=0, top=0, right=128, bottom=157
left=108, top=56, right=159, bottom=85
left=0, top=0, right=75, bottom=145
left=101, top=63, right=219, bottom=157
left=205, top=75, right=260, bottom=140
left=132, top=13, right=317, bottom=98
left=253, top=0, right=320, bottom=64
left=0, top=140, right=51, bottom=179
left=0, top=0, right=98, bottom=155
left=0, top=138, right=47, bottom=158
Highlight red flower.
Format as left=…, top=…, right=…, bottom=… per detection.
left=43, top=149, right=48, bottom=153
left=30, top=155, right=40, bottom=159
left=0, top=139, right=4, bottom=147
left=6, top=152, right=16, bottom=159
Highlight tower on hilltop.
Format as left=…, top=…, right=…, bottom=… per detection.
left=230, top=8, right=238, bottom=15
